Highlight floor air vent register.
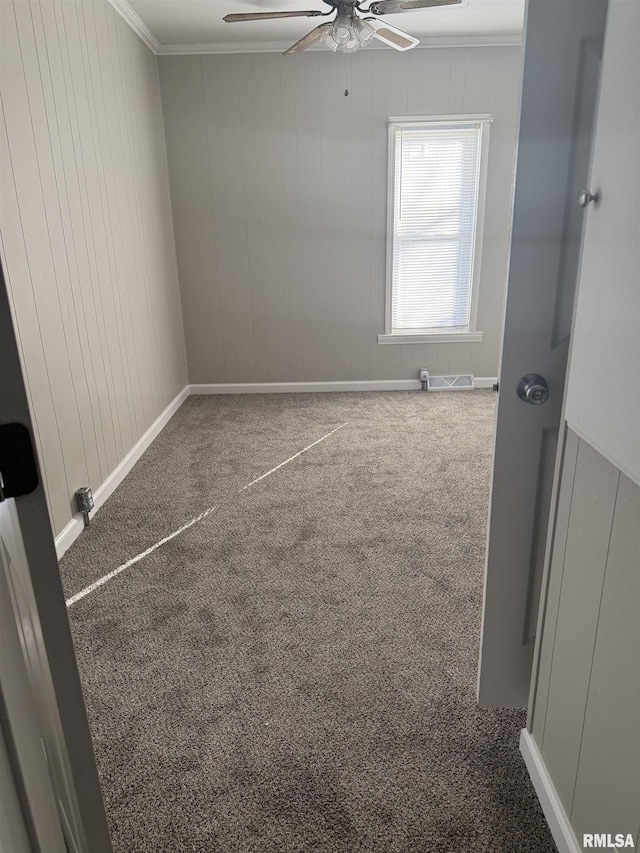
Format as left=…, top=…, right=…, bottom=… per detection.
left=426, top=374, right=475, bottom=391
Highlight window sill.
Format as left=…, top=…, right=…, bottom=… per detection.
left=377, top=331, right=484, bottom=345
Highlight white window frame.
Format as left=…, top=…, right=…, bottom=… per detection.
left=379, top=114, right=492, bottom=345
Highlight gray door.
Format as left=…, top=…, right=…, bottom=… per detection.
left=1, top=500, right=68, bottom=853
left=477, top=0, right=609, bottom=707
left=0, top=260, right=112, bottom=852
left=526, top=1, right=639, bottom=845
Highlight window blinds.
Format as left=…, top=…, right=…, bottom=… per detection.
left=391, top=122, right=482, bottom=334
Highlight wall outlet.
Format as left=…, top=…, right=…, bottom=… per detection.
left=419, top=368, right=429, bottom=381
left=75, top=486, right=94, bottom=528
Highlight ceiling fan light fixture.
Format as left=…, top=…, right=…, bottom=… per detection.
left=229, top=0, right=462, bottom=56
left=322, top=29, right=339, bottom=50
left=352, top=16, right=375, bottom=46
left=341, top=37, right=360, bottom=52
left=332, top=15, right=353, bottom=44
left=321, top=15, right=367, bottom=52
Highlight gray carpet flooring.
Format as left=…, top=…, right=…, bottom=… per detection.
left=60, top=391, right=556, bottom=853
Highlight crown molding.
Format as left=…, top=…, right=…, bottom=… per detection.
left=105, top=0, right=521, bottom=56
left=155, top=33, right=522, bottom=55
left=107, top=0, right=161, bottom=53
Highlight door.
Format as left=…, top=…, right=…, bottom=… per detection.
left=526, top=1, right=639, bottom=844
left=563, top=0, right=639, bottom=485
left=0, top=699, right=35, bottom=853
left=477, top=0, right=609, bottom=707
left=0, top=259, right=113, bottom=852
left=1, top=500, right=68, bottom=853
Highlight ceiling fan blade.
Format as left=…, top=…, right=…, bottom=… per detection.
left=224, top=10, right=323, bottom=22
left=283, top=22, right=331, bottom=54
left=370, top=0, right=462, bottom=14
left=364, top=18, right=420, bottom=49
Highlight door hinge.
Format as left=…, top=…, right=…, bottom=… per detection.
left=0, top=423, right=39, bottom=501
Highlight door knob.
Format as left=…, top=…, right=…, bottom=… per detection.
left=516, top=374, right=549, bottom=405
left=578, top=188, right=599, bottom=208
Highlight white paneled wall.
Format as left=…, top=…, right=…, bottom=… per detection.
left=0, top=0, right=187, bottom=536
left=159, top=46, right=522, bottom=384
left=529, top=429, right=639, bottom=846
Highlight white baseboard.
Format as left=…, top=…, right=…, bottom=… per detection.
left=190, top=380, right=421, bottom=393
left=190, top=378, right=497, bottom=394
left=519, top=729, right=581, bottom=853
left=55, top=378, right=496, bottom=557
left=54, top=387, right=189, bottom=559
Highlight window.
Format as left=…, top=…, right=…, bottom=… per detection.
left=380, top=116, right=490, bottom=344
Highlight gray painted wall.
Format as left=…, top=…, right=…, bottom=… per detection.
left=0, top=0, right=187, bottom=537
left=158, top=46, right=522, bottom=385
left=530, top=427, right=640, bottom=846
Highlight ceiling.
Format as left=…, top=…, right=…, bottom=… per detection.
left=121, top=0, right=525, bottom=54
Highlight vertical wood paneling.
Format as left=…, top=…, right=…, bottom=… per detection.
left=118, top=19, right=163, bottom=418
left=381, top=51, right=406, bottom=382
left=2, top=2, right=80, bottom=528
left=184, top=55, right=226, bottom=382
left=219, top=54, right=260, bottom=382
left=530, top=427, right=580, bottom=744
left=448, top=341, right=472, bottom=375
left=348, top=51, right=372, bottom=380
left=14, top=2, right=95, bottom=490
left=233, top=54, right=263, bottom=382
left=252, top=53, right=293, bottom=382
left=159, top=46, right=522, bottom=384
left=540, top=439, right=619, bottom=807
left=0, top=111, right=67, bottom=530
left=449, top=48, right=467, bottom=112
left=406, top=49, right=423, bottom=115
left=529, top=428, right=640, bottom=846
left=570, top=473, right=639, bottom=839
left=100, top=1, right=146, bottom=435
left=200, top=56, right=237, bottom=381
left=420, top=48, right=453, bottom=114
left=59, top=0, right=121, bottom=472
left=319, top=53, right=353, bottom=381
left=367, top=48, right=388, bottom=381
left=436, top=344, right=451, bottom=376
left=462, top=48, right=491, bottom=113
left=471, top=45, right=520, bottom=379
left=279, top=55, right=304, bottom=381
left=187, top=56, right=226, bottom=384
left=77, top=1, right=134, bottom=454
left=37, top=0, right=115, bottom=475
left=293, top=52, right=325, bottom=381
left=0, top=0, right=186, bottom=537
left=159, top=55, right=210, bottom=382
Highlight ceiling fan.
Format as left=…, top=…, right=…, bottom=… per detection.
left=223, top=0, right=464, bottom=55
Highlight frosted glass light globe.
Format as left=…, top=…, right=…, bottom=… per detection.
left=332, top=16, right=352, bottom=45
